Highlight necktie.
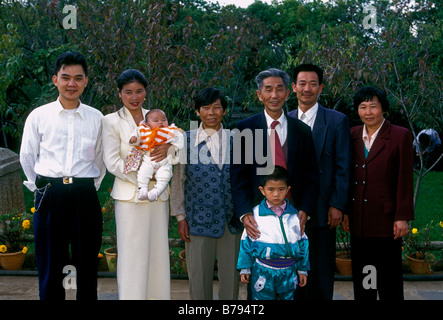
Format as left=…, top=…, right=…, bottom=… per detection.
left=300, top=113, right=307, bottom=124
left=270, top=120, right=286, bottom=169
left=270, top=121, right=291, bottom=200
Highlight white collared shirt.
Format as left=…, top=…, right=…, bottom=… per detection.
left=20, top=98, right=105, bottom=191
left=297, top=103, right=318, bottom=130
left=362, top=119, right=385, bottom=152
left=194, top=122, right=229, bottom=169
left=264, top=110, right=287, bottom=145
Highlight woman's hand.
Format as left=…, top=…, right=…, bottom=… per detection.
left=393, top=220, right=409, bottom=239
left=150, top=143, right=172, bottom=162
left=178, top=220, right=190, bottom=242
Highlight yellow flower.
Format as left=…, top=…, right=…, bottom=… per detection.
left=22, top=247, right=28, bottom=254
left=0, top=245, right=7, bottom=253
left=412, top=228, right=418, bottom=234
left=22, top=219, right=31, bottom=230
left=439, top=221, right=443, bottom=228
left=31, top=207, right=36, bottom=214
left=98, top=253, right=103, bottom=258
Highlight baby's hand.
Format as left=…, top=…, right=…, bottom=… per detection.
left=129, top=136, right=137, bottom=144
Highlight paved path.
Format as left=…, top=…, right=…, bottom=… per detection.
left=0, top=275, right=442, bottom=300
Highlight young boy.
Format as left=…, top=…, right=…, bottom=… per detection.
left=237, top=165, right=309, bottom=300
left=124, top=109, right=184, bottom=201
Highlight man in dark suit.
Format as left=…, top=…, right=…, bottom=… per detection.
left=230, top=68, right=319, bottom=243
left=288, top=64, right=351, bottom=300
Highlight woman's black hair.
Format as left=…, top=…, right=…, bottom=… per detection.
left=353, top=86, right=390, bottom=112
left=116, top=69, right=148, bottom=90
left=194, top=88, right=227, bottom=111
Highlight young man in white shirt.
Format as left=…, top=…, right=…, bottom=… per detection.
left=20, top=51, right=105, bottom=300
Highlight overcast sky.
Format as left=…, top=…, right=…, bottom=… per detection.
left=206, top=0, right=276, bottom=8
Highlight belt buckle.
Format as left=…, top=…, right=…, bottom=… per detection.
left=63, top=177, right=73, bottom=185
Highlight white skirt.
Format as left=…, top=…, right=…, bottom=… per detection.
left=115, top=198, right=170, bottom=300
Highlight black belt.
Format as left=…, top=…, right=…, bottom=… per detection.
left=36, top=175, right=95, bottom=188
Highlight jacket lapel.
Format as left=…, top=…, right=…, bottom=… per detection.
left=312, top=105, right=327, bottom=162
left=365, top=120, right=390, bottom=163
left=352, top=126, right=366, bottom=163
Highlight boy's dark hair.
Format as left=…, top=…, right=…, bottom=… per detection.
left=54, top=51, right=88, bottom=77
left=195, top=88, right=227, bottom=111
left=117, top=69, right=148, bottom=90
left=293, top=63, right=323, bottom=85
left=353, top=86, right=390, bottom=112
left=259, top=165, right=290, bottom=187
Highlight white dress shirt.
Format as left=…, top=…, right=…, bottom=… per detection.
left=297, top=103, right=319, bottom=130
left=20, top=98, right=105, bottom=191
left=362, top=119, right=386, bottom=152
left=264, top=110, right=288, bottom=145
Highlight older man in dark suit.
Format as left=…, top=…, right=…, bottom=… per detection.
left=230, top=67, right=319, bottom=244
left=288, top=64, right=351, bottom=300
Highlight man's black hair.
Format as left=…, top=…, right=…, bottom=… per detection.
left=54, top=51, right=88, bottom=77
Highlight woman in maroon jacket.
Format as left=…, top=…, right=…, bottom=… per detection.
left=342, top=86, right=414, bottom=300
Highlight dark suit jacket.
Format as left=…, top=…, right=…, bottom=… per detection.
left=288, top=105, right=351, bottom=227
left=230, top=111, right=319, bottom=220
left=349, top=120, right=414, bottom=238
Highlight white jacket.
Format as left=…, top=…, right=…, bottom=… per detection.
left=101, top=107, right=169, bottom=202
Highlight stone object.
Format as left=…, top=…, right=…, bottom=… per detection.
left=0, top=148, right=25, bottom=214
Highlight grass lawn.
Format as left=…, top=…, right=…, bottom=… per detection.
left=413, top=171, right=443, bottom=241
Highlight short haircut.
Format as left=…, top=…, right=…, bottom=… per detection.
left=255, top=68, right=290, bottom=91
left=353, top=86, right=390, bottom=112
left=116, top=69, right=148, bottom=91
left=54, top=51, right=88, bottom=77
left=293, top=63, right=324, bottom=85
left=259, top=165, right=290, bottom=187
left=194, top=87, right=227, bottom=111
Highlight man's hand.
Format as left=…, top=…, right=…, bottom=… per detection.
left=298, top=210, right=308, bottom=236
left=328, top=207, right=343, bottom=229
left=242, top=213, right=260, bottom=240
left=178, top=220, right=190, bottom=242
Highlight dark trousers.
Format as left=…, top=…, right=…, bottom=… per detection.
left=295, top=225, right=336, bottom=300
left=350, top=236, right=404, bottom=300
left=33, top=177, right=102, bottom=300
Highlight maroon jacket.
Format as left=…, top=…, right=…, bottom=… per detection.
left=349, top=120, right=414, bottom=238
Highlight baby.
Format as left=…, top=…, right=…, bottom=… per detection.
left=124, top=109, right=184, bottom=201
